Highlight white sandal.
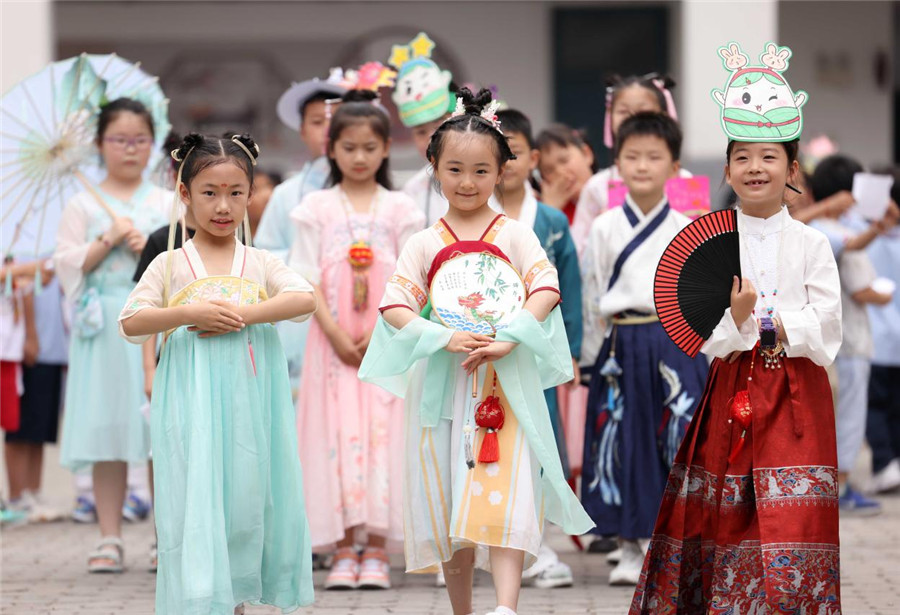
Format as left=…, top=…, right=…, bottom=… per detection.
left=88, top=536, right=125, bottom=573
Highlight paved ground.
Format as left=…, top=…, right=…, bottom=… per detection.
left=2, top=446, right=899, bottom=614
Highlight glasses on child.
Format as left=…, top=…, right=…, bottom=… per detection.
left=103, top=136, right=154, bottom=149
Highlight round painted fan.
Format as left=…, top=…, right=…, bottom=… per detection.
left=430, top=251, right=525, bottom=336
left=654, top=209, right=741, bottom=357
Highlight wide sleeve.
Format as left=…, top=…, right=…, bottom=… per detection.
left=571, top=172, right=607, bottom=257
left=287, top=194, right=322, bottom=285
left=261, top=249, right=316, bottom=323
left=380, top=234, right=429, bottom=313
left=838, top=250, right=877, bottom=296
left=254, top=180, right=298, bottom=262
left=118, top=253, right=166, bottom=344
left=554, top=220, right=583, bottom=359
left=513, top=222, right=559, bottom=298
left=53, top=198, right=92, bottom=299
left=701, top=308, right=759, bottom=358
left=493, top=309, right=593, bottom=535
left=580, top=219, right=610, bottom=367
left=779, top=230, right=842, bottom=366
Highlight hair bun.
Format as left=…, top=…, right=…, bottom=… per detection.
left=342, top=89, right=378, bottom=104
left=605, top=74, right=624, bottom=89
left=172, top=132, right=203, bottom=162
left=231, top=133, right=260, bottom=161
left=456, top=87, right=494, bottom=116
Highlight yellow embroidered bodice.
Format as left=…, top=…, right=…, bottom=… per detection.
left=168, top=276, right=268, bottom=308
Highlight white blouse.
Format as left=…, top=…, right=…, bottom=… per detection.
left=118, top=239, right=314, bottom=344
left=701, top=207, right=842, bottom=366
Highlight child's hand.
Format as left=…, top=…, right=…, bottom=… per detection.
left=23, top=334, right=39, bottom=367
left=461, top=341, right=517, bottom=374
left=331, top=329, right=363, bottom=367
left=106, top=217, right=135, bottom=245
left=540, top=173, right=577, bottom=209
left=124, top=228, right=147, bottom=254
left=186, top=300, right=245, bottom=337
left=730, top=276, right=757, bottom=327
left=144, top=365, right=156, bottom=400
left=355, top=329, right=374, bottom=356
left=569, top=357, right=581, bottom=388
left=445, top=331, right=493, bottom=354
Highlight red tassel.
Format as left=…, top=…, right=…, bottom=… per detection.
left=475, top=394, right=504, bottom=463
left=479, top=429, right=500, bottom=463
left=727, top=390, right=752, bottom=465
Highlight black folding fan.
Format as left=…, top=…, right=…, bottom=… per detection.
left=654, top=209, right=741, bottom=357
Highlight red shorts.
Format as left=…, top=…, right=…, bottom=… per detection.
left=1, top=361, right=21, bottom=432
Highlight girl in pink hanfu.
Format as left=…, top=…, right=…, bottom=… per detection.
left=289, top=89, right=424, bottom=591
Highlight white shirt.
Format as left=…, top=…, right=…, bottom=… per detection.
left=0, top=294, right=25, bottom=362
left=702, top=207, right=843, bottom=367
left=581, top=196, right=690, bottom=365
left=402, top=166, right=449, bottom=228
left=572, top=165, right=694, bottom=258
left=489, top=182, right=538, bottom=229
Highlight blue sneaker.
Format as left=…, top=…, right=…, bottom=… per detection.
left=72, top=496, right=97, bottom=523
left=838, top=487, right=882, bottom=517
left=122, top=492, right=151, bottom=522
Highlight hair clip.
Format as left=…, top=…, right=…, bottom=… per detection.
left=230, top=135, right=259, bottom=166
left=447, top=96, right=504, bottom=134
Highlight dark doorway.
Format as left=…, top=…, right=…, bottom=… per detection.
left=553, top=5, right=671, bottom=166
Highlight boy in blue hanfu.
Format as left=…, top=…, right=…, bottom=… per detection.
left=581, top=112, right=708, bottom=586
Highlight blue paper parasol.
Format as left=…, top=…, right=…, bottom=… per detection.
left=1, top=53, right=170, bottom=261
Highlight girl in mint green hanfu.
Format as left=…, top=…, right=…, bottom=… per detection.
left=119, top=133, right=317, bottom=615
left=359, top=88, right=593, bottom=615
left=53, top=99, right=170, bottom=573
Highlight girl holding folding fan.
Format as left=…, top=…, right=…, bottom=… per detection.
left=632, top=42, right=843, bottom=614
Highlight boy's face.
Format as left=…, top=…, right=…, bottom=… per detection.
left=499, top=132, right=538, bottom=192
left=299, top=100, right=329, bottom=157
left=410, top=115, right=447, bottom=161
left=615, top=134, right=679, bottom=201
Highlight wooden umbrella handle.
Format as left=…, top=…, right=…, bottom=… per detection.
left=73, top=170, right=118, bottom=220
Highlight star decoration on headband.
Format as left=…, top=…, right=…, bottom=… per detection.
left=409, top=32, right=435, bottom=59
left=388, top=32, right=437, bottom=69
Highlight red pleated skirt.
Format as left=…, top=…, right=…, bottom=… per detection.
left=630, top=351, right=841, bottom=614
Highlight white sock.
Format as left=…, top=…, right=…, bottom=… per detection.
left=494, top=607, right=517, bottom=615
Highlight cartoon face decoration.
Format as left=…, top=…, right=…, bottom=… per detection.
left=388, top=32, right=454, bottom=128
left=712, top=42, right=808, bottom=142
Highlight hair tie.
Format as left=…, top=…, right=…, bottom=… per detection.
left=230, top=135, right=259, bottom=166
left=603, top=87, right=614, bottom=149
left=651, top=78, right=679, bottom=122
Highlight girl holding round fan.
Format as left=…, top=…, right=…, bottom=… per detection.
left=632, top=43, right=842, bottom=614
left=289, top=88, right=423, bottom=591
left=359, top=88, right=593, bottom=615
left=119, top=133, right=317, bottom=614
